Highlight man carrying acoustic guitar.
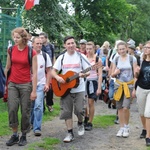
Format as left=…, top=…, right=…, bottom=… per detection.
left=51, top=36, right=91, bottom=143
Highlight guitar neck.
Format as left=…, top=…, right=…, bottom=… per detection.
left=67, top=67, right=92, bottom=82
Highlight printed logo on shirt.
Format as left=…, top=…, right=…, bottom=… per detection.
left=63, top=63, right=80, bottom=68
left=40, top=65, right=44, bottom=68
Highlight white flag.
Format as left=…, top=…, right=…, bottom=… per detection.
left=34, top=0, right=40, bottom=5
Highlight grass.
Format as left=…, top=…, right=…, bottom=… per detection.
left=0, top=101, right=12, bottom=135
left=26, top=137, right=60, bottom=150
left=93, top=114, right=116, bottom=128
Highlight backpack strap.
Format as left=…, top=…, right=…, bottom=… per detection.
left=95, top=56, right=99, bottom=73
left=115, top=55, right=134, bottom=77
left=8, top=46, right=13, bottom=64
left=129, top=55, right=134, bottom=77
left=96, top=56, right=99, bottom=63
left=28, top=46, right=32, bottom=67
left=76, top=51, right=91, bottom=66
left=42, top=51, right=47, bottom=71
left=58, top=52, right=65, bottom=74
left=115, top=56, right=119, bottom=66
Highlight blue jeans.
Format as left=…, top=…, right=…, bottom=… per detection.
left=31, top=84, right=45, bottom=132
left=108, top=79, right=114, bottom=100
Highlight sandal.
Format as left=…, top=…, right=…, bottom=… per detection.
left=47, top=105, right=53, bottom=112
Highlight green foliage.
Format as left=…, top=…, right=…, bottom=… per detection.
left=93, top=115, right=116, bottom=128
left=26, top=137, right=60, bottom=150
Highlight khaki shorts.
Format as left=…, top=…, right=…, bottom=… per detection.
left=136, top=86, right=150, bottom=118
left=60, top=92, right=85, bottom=121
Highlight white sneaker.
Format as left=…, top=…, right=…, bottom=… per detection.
left=63, top=133, right=74, bottom=143
left=78, top=124, right=85, bottom=136
left=116, top=128, right=124, bottom=137
left=123, top=127, right=130, bottom=138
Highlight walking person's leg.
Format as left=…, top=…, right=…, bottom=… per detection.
left=33, top=84, right=45, bottom=136
left=19, top=82, right=32, bottom=146
left=46, top=88, right=54, bottom=112
left=6, top=82, right=20, bottom=146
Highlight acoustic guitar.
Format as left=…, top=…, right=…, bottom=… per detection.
left=52, top=62, right=101, bottom=97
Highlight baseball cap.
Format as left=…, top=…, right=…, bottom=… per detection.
left=79, top=39, right=87, bottom=44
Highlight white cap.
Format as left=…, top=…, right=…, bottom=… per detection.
left=79, top=39, right=87, bottom=44
left=127, top=39, right=135, bottom=46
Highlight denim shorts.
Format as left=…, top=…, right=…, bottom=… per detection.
left=108, top=79, right=114, bottom=100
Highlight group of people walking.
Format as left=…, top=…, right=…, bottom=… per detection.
left=3, top=26, right=150, bottom=147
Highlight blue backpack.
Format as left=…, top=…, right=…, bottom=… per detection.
left=0, top=60, right=6, bottom=98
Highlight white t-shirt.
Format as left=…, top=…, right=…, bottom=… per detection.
left=53, top=51, right=90, bottom=93
left=37, top=51, right=52, bottom=85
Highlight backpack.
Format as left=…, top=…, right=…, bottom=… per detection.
left=0, top=60, right=6, bottom=98
left=42, top=43, right=54, bottom=61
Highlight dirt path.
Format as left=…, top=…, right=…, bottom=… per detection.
left=0, top=100, right=147, bottom=150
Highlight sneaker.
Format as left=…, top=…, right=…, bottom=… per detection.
left=63, top=133, right=74, bottom=143
left=140, top=129, right=146, bottom=138
left=6, top=135, right=19, bottom=146
left=85, top=122, right=93, bottom=131
left=78, top=124, right=85, bottom=136
left=145, top=138, right=150, bottom=146
left=18, top=136, right=27, bottom=146
left=34, top=130, right=41, bottom=136
left=116, top=128, right=124, bottom=137
left=114, top=119, right=119, bottom=124
left=123, top=127, right=130, bottom=138
left=114, top=116, right=119, bottom=124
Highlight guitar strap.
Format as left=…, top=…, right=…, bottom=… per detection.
left=76, top=52, right=91, bottom=66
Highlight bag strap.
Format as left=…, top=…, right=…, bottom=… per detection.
left=28, top=46, right=32, bottom=67
left=42, top=51, right=47, bottom=73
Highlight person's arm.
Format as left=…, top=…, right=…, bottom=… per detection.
left=111, top=62, right=120, bottom=78
left=44, top=67, right=51, bottom=92
left=30, top=55, right=37, bottom=100
left=97, top=59, right=102, bottom=95
left=51, top=68, right=65, bottom=83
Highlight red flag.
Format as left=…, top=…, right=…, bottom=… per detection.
left=25, top=0, right=40, bottom=10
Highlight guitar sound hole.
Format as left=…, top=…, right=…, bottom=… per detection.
left=66, top=78, right=70, bottom=83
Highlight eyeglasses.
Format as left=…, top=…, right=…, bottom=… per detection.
left=143, top=47, right=150, bottom=50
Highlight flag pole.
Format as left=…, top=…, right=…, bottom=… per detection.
left=20, top=0, right=27, bottom=15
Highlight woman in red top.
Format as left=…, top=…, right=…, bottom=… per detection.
left=4, top=27, right=37, bottom=146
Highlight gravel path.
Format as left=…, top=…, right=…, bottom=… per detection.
left=0, top=99, right=147, bottom=150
